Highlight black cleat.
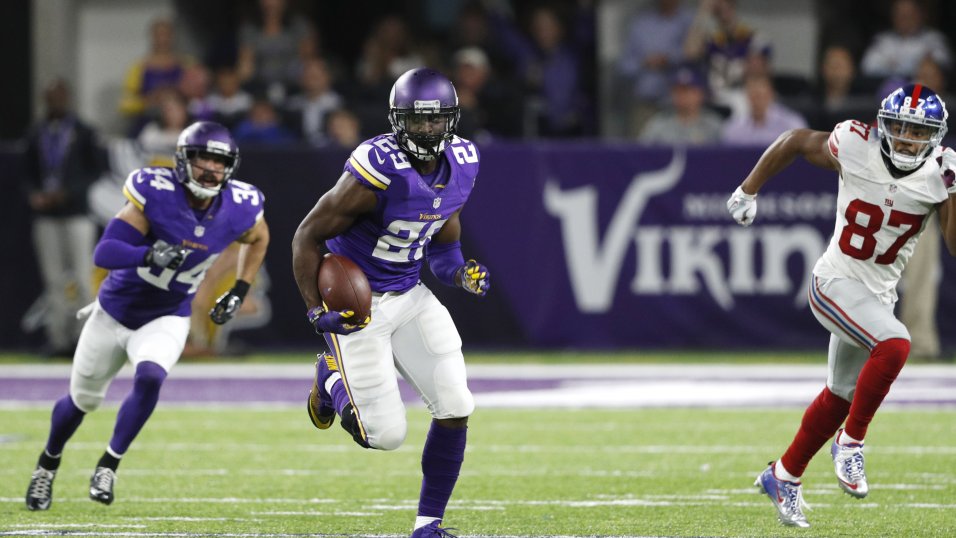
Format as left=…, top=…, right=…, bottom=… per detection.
left=89, top=466, right=116, bottom=505
left=26, top=467, right=56, bottom=511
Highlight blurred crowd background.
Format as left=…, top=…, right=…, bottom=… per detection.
left=4, top=0, right=956, bottom=357
left=6, top=0, right=956, bottom=146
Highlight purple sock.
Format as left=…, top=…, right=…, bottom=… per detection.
left=45, top=395, right=86, bottom=456
left=418, top=420, right=467, bottom=519
left=108, top=361, right=167, bottom=454
left=329, top=378, right=351, bottom=416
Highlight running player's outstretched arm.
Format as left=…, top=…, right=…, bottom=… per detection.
left=728, top=129, right=839, bottom=227
left=292, top=172, right=377, bottom=308
left=428, top=210, right=491, bottom=296
left=938, top=148, right=956, bottom=255
left=209, top=217, right=271, bottom=325
left=235, top=217, right=270, bottom=284
left=740, top=128, right=839, bottom=195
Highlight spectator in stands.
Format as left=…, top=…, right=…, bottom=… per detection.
left=208, top=66, right=253, bottom=130
left=860, top=0, right=952, bottom=81
left=324, top=108, right=361, bottom=149
left=118, top=18, right=193, bottom=134
left=807, top=45, right=874, bottom=131
left=897, top=54, right=953, bottom=360
left=616, top=0, right=695, bottom=137
left=233, top=96, right=296, bottom=144
left=22, top=79, right=102, bottom=357
left=913, top=54, right=955, bottom=131
left=684, top=0, right=772, bottom=118
left=284, top=57, right=344, bottom=146
left=237, top=0, right=316, bottom=103
left=721, top=74, right=807, bottom=146
left=349, top=15, right=425, bottom=121
left=137, top=90, right=190, bottom=167
left=366, top=15, right=425, bottom=81
left=347, top=19, right=421, bottom=137
left=452, top=46, right=522, bottom=140
left=178, top=64, right=215, bottom=122
left=639, top=65, right=724, bottom=146
left=518, top=5, right=586, bottom=137
left=447, top=1, right=516, bottom=78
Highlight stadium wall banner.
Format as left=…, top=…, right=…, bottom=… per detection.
left=463, top=143, right=839, bottom=348
left=5, top=145, right=956, bottom=351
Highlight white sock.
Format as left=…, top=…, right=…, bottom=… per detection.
left=324, top=372, right=342, bottom=395
left=838, top=429, right=863, bottom=445
left=774, top=460, right=800, bottom=482
left=414, top=516, right=440, bottom=530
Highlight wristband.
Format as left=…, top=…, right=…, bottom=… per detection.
left=427, top=241, right=466, bottom=287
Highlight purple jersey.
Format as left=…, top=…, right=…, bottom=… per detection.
left=98, top=167, right=265, bottom=329
left=332, top=134, right=479, bottom=292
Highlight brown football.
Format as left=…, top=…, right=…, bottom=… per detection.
left=318, top=253, right=372, bottom=321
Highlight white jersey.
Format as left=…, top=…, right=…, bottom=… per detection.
left=813, top=119, right=948, bottom=304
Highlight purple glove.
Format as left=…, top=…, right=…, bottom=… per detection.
left=306, top=305, right=369, bottom=335
left=457, top=259, right=490, bottom=296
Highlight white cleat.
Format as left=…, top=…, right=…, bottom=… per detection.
left=832, top=429, right=868, bottom=498
left=755, top=463, right=810, bottom=528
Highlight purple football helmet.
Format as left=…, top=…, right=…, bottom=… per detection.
left=877, top=84, right=949, bottom=171
left=388, top=68, right=460, bottom=161
left=175, top=121, right=240, bottom=199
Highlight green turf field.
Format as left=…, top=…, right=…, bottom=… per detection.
left=1, top=406, right=954, bottom=537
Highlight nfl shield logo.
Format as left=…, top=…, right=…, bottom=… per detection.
left=433, top=197, right=441, bottom=209
left=194, top=225, right=205, bottom=237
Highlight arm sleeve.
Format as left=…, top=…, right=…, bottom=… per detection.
left=93, top=218, right=150, bottom=269
left=427, top=240, right=466, bottom=287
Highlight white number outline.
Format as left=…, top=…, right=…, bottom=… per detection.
left=137, top=253, right=221, bottom=293
left=451, top=142, right=478, bottom=164
left=371, top=219, right=447, bottom=262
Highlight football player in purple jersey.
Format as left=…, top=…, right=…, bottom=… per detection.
left=25, top=121, right=270, bottom=511
left=292, top=67, right=489, bottom=538
left=728, top=84, right=956, bottom=527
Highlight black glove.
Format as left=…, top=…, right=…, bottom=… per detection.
left=210, top=280, right=251, bottom=325
left=145, top=239, right=187, bottom=270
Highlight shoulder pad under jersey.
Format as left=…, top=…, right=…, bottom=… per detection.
left=222, top=178, right=266, bottom=230
left=445, top=135, right=481, bottom=180
left=122, top=166, right=180, bottom=211
left=345, top=135, right=411, bottom=191
left=828, top=120, right=877, bottom=176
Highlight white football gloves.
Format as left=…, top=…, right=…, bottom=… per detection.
left=726, top=185, right=758, bottom=226
left=940, top=147, right=956, bottom=194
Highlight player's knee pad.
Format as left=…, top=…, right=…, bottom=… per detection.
left=70, top=386, right=105, bottom=413
left=367, top=422, right=407, bottom=451
left=826, top=379, right=856, bottom=401
left=433, top=386, right=475, bottom=419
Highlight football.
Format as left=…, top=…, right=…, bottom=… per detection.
left=318, top=253, right=372, bottom=321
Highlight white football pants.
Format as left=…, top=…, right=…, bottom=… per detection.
left=808, top=276, right=910, bottom=401
left=70, top=301, right=190, bottom=412
left=325, top=283, right=474, bottom=451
